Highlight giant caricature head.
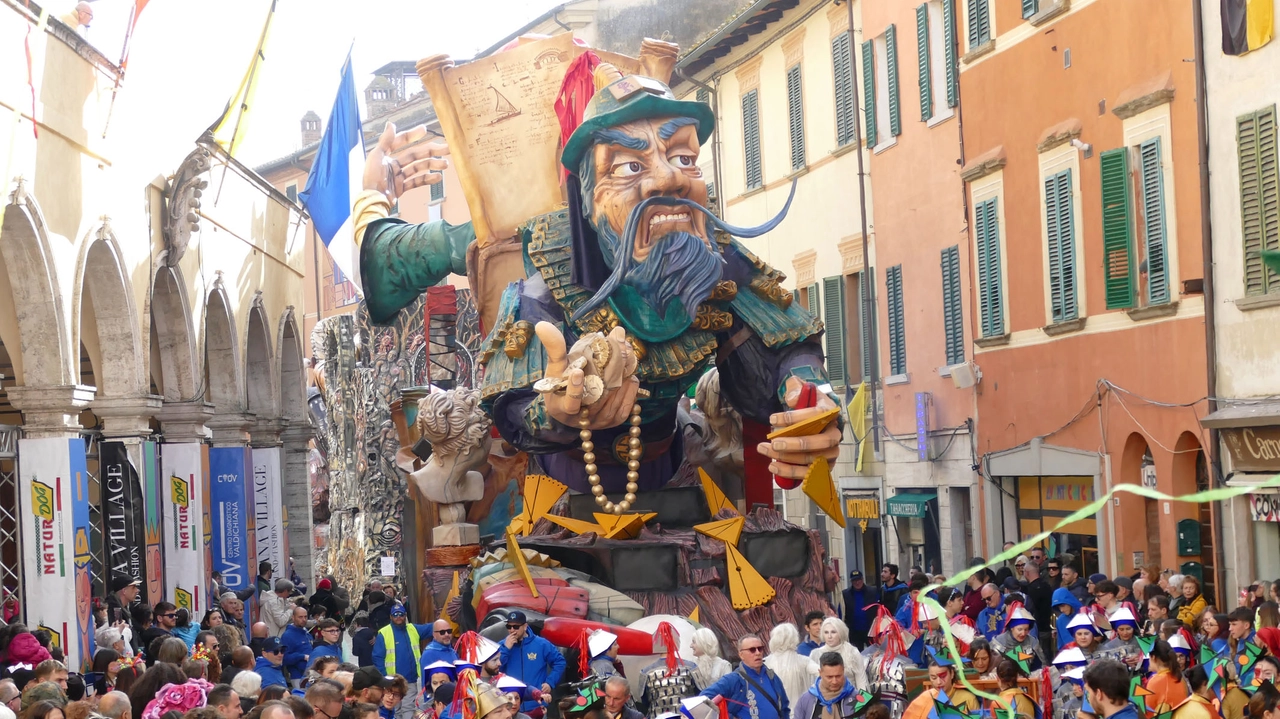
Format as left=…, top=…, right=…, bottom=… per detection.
left=563, top=64, right=792, bottom=327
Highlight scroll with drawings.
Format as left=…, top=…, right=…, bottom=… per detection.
left=416, top=34, right=642, bottom=247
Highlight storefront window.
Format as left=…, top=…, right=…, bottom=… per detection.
left=1016, top=476, right=1099, bottom=576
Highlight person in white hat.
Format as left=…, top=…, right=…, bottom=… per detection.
left=1066, top=614, right=1104, bottom=658
left=990, top=603, right=1046, bottom=671
left=1099, top=608, right=1142, bottom=669
left=475, top=638, right=504, bottom=685
left=589, top=630, right=620, bottom=678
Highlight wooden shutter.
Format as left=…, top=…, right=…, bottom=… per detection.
left=1239, top=107, right=1280, bottom=296
left=862, top=40, right=877, bottom=147
left=941, top=245, right=964, bottom=366
left=916, top=5, right=932, bottom=122
left=430, top=175, right=444, bottom=202
left=742, top=90, right=762, bottom=190
left=806, top=282, right=820, bottom=315
left=822, top=276, right=847, bottom=386
left=1100, top=147, right=1135, bottom=309
left=1022, top=0, right=1038, bottom=18
left=1139, top=137, right=1170, bottom=305
left=832, top=33, right=857, bottom=146
left=974, top=198, right=1003, bottom=337
left=1045, top=170, right=1077, bottom=322
left=696, top=87, right=710, bottom=105
left=886, top=24, right=901, bottom=137
left=886, top=265, right=906, bottom=376
left=968, top=0, right=990, bottom=47
left=787, top=65, right=806, bottom=170
left=860, top=269, right=876, bottom=380
left=943, top=0, right=958, bottom=108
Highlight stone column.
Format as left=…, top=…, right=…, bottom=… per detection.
left=280, top=421, right=316, bottom=591
left=156, top=402, right=215, bottom=444
left=208, top=412, right=255, bottom=447
left=5, top=385, right=96, bottom=437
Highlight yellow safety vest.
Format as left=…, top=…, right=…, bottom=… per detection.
left=378, top=623, right=421, bottom=676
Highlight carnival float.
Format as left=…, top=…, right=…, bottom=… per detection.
left=310, top=32, right=848, bottom=669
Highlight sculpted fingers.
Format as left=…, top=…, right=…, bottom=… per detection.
left=534, top=322, right=568, bottom=375
left=388, top=124, right=429, bottom=151
left=769, top=406, right=831, bottom=428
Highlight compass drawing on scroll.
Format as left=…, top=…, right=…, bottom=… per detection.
left=487, top=86, right=521, bottom=125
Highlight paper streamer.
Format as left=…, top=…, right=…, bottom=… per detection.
left=916, top=472, right=1280, bottom=719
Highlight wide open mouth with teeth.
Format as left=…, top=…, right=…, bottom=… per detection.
left=634, top=206, right=701, bottom=260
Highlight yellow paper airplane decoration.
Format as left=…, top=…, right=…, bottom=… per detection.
left=693, top=516, right=744, bottom=546
left=544, top=514, right=606, bottom=536
left=766, top=406, right=841, bottom=440
left=699, top=469, right=737, bottom=515
left=801, top=456, right=845, bottom=528
left=689, top=605, right=700, bottom=623
left=593, top=512, right=656, bottom=540
left=439, top=571, right=461, bottom=631
left=725, top=542, right=776, bottom=609
left=505, top=527, right=539, bottom=598
left=510, top=475, right=568, bottom=537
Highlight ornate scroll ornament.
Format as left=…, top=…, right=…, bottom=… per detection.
left=162, top=147, right=211, bottom=267
left=749, top=275, right=793, bottom=310
left=692, top=305, right=733, bottom=332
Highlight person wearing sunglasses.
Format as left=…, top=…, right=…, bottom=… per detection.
left=976, top=583, right=1006, bottom=642
left=499, top=611, right=564, bottom=719
left=698, top=635, right=789, bottom=719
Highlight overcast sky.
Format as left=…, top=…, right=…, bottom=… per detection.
left=92, top=0, right=563, bottom=170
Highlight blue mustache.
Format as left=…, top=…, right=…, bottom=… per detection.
left=571, top=180, right=796, bottom=323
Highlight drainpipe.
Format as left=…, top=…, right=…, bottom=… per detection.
left=842, top=0, right=881, bottom=454
left=1191, top=0, right=1227, bottom=602
left=673, top=69, right=726, bottom=218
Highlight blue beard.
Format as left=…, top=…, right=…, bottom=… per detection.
left=593, top=220, right=724, bottom=321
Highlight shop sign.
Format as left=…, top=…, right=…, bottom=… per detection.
left=1250, top=493, right=1280, bottom=522
left=844, top=497, right=880, bottom=520
left=1223, top=426, right=1280, bottom=472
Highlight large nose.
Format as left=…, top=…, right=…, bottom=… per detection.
left=640, top=156, right=688, bottom=199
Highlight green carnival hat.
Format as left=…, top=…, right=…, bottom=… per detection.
left=562, top=71, right=716, bottom=173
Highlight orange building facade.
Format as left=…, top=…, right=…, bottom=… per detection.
left=958, top=0, right=1214, bottom=587
left=859, top=0, right=980, bottom=575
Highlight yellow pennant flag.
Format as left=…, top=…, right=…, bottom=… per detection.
left=846, top=382, right=871, bottom=472
left=207, top=0, right=279, bottom=156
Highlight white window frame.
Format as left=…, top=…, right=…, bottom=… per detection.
left=1038, top=143, right=1087, bottom=325
left=926, top=1, right=955, bottom=126
left=970, top=169, right=1009, bottom=338
left=873, top=33, right=897, bottom=153
left=1121, top=103, right=1179, bottom=308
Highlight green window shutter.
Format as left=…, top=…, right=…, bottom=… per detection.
left=1139, top=137, right=1170, bottom=305
left=886, top=24, right=901, bottom=137
left=696, top=87, right=710, bottom=105
left=822, top=276, right=847, bottom=386
left=943, top=0, right=958, bottom=108
left=974, top=198, right=1003, bottom=337
left=1022, top=0, right=1039, bottom=19
left=968, top=0, right=991, bottom=47
left=832, top=33, right=857, bottom=147
left=742, top=89, right=762, bottom=190
left=1045, top=170, right=1078, bottom=322
left=429, top=175, right=445, bottom=202
left=861, top=40, right=877, bottom=147
left=1239, top=106, right=1279, bottom=296
left=806, top=282, right=820, bottom=315
left=886, top=266, right=906, bottom=376
left=916, top=5, right=932, bottom=122
left=787, top=65, right=806, bottom=170
left=1100, top=147, right=1136, bottom=309
left=860, top=269, right=876, bottom=381
left=941, top=246, right=964, bottom=366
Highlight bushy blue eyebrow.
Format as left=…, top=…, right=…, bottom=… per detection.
left=658, top=117, right=700, bottom=140
left=591, top=129, right=648, bottom=151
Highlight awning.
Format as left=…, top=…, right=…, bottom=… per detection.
left=1226, top=473, right=1280, bottom=494
left=1200, top=401, right=1280, bottom=429
left=886, top=492, right=936, bottom=518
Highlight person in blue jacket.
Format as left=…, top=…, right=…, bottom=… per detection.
left=699, top=634, right=788, bottom=719
left=281, top=605, right=313, bottom=687
left=498, top=611, right=565, bottom=716
left=976, top=584, right=1006, bottom=641
left=418, top=620, right=459, bottom=687
left=1052, top=587, right=1084, bottom=650
left=255, top=637, right=290, bottom=689
left=310, top=619, right=344, bottom=667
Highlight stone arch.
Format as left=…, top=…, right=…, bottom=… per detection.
left=245, top=298, right=277, bottom=420
left=277, top=307, right=305, bottom=423
left=74, top=225, right=146, bottom=398
left=204, top=283, right=243, bottom=413
left=150, top=266, right=198, bottom=400
left=0, top=184, right=71, bottom=387
left=1119, top=432, right=1158, bottom=569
